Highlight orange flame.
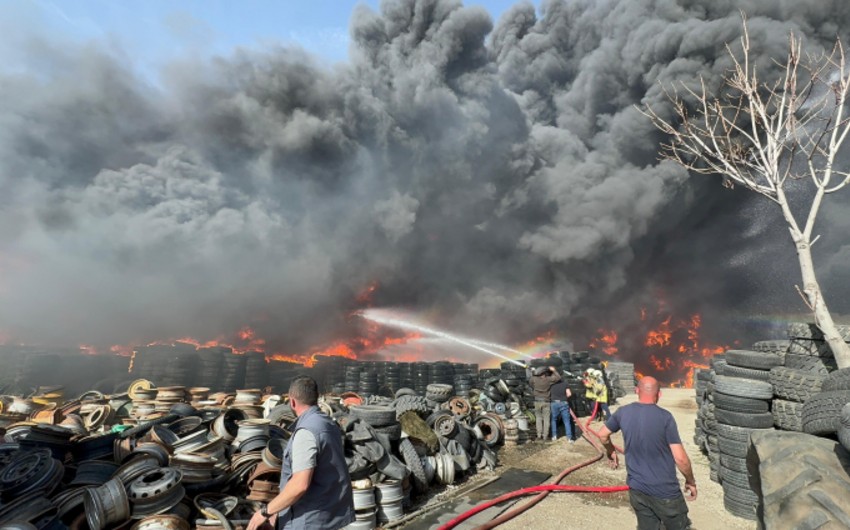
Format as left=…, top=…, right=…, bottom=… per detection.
left=590, top=299, right=728, bottom=388
left=589, top=329, right=619, bottom=356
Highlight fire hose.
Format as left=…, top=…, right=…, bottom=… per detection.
left=437, top=400, right=627, bottom=530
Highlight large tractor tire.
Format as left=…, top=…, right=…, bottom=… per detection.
left=750, top=430, right=850, bottom=529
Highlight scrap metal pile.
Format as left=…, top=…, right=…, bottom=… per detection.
left=0, top=378, right=503, bottom=530
left=0, top=347, right=636, bottom=530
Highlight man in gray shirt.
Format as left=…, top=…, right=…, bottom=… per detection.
left=247, top=377, right=354, bottom=530
left=528, top=366, right=562, bottom=442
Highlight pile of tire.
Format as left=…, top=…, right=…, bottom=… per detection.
left=605, top=361, right=636, bottom=398
left=242, top=351, right=268, bottom=390
left=712, top=349, right=781, bottom=521
left=693, top=356, right=723, bottom=483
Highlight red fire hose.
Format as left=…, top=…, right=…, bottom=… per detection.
left=437, top=400, right=627, bottom=530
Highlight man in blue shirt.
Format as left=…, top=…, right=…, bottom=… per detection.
left=597, top=376, right=697, bottom=530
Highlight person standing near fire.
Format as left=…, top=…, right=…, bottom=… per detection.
left=583, top=368, right=610, bottom=421
left=247, top=376, right=355, bottom=530
left=597, top=376, right=697, bottom=530
left=528, top=365, right=561, bottom=442
left=549, top=376, right=574, bottom=442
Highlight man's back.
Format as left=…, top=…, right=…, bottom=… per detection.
left=605, top=402, right=681, bottom=498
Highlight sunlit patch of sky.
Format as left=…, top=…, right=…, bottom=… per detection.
left=0, top=0, right=538, bottom=81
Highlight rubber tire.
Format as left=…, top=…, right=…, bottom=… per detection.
left=713, top=392, right=769, bottom=414
left=373, top=423, right=402, bottom=441
left=719, top=466, right=752, bottom=490
left=714, top=376, right=773, bottom=399
left=838, top=403, right=850, bottom=453
left=822, top=368, right=850, bottom=392
left=722, top=483, right=759, bottom=521
left=769, top=367, right=824, bottom=403
left=719, top=453, right=749, bottom=473
left=788, top=338, right=832, bottom=356
left=752, top=340, right=790, bottom=354
left=348, top=405, right=397, bottom=427
left=399, top=438, right=428, bottom=493
left=801, top=390, right=850, bottom=435
left=751, top=429, right=850, bottom=529
left=725, top=350, right=783, bottom=370
left=715, top=408, right=773, bottom=429
left=720, top=364, right=771, bottom=381
left=718, top=436, right=749, bottom=458
left=787, top=321, right=850, bottom=341
left=772, top=399, right=803, bottom=432
left=784, top=353, right=837, bottom=375
left=715, top=423, right=773, bottom=443
left=425, top=384, right=453, bottom=403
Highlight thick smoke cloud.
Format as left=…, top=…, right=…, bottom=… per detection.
left=1, top=0, right=849, bottom=359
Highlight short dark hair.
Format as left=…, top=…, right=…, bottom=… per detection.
left=289, top=376, right=319, bottom=406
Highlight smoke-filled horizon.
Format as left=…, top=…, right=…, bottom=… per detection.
left=2, top=0, right=850, bottom=365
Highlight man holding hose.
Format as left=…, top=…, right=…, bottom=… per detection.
left=597, top=376, right=697, bottom=530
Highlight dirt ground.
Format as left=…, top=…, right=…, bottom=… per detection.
left=488, top=388, right=757, bottom=530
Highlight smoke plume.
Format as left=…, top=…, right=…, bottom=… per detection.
left=2, top=0, right=850, bottom=361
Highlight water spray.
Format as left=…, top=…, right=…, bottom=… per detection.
left=358, top=308, right=527, bottom=367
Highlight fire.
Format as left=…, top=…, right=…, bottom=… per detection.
left=645, top=316, right=673, bottom=347
left=589, top=329, right=618, bottom=356
left=586, top=299, right=728, bottom=388
left=79, top=344, right=97, bottom=356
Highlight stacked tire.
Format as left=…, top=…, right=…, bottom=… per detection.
left=243, top=351, right=268, bottom=390
left=606, top=361, right=636, bottom=397
left=220, top=351, right=246, bottom=393
left=713, top=349, right=781, bottom=521
left=693, top=369, right=717, bottom=482
left=785, top=322, right=841, bottom=376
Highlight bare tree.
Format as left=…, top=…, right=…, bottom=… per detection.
left=641, top=20, right=850, bottom=368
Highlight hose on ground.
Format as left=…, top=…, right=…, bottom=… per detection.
left=437, top=399, right=626, bottom=530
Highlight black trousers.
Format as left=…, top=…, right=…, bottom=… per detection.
left=628, top=489, right=691, bottom=530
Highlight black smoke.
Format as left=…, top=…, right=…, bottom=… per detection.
left=1, top=0, right=849, bottom=362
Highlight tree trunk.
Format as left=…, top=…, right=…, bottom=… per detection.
left=796, top=240, right=850, bottom=369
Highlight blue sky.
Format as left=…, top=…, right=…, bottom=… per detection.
left=1, top=0, right=537, bottom=74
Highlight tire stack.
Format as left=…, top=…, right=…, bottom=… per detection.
left=785, top=322, right=843, bottom=376
left=694, top=368, right=718, bottom=482
left=384, top=363, right=401, bottom=394
left=359, top=369, right=379, bottom=397
left=345, top=365, right=361, bottom=394
left=478, top=369, right=500, bottom=388
left=158, top=348, right=198, bottom=387
left=398, top=363, right=413, bottom=390
left=412, top=363, right=430, bottom=396
left=221, top=353, right=247, bottom=393
left=499, top=362, right=526, bottom=397
left=243, top=351, right=268, bottom=390
left=430, top=362, right=454, bottom=387
left=195, top=347, right=225, bottom=389
left=769, top=367, right=823, bottom=433
left=605, top=361, right=636, bottom=397
left=801, top=371, right=850, bottom=439
left=713, top=348, right=781, bottom=521
left=692, top=368, right=712, bottom=457
left=453, top=373, right=474, bottom=397
left=267, top=359, right=301, bottom=393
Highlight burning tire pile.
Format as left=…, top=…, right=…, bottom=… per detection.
left=693, top=322, right=850, bottom=527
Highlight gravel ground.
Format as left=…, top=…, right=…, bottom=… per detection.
left=491, top=388, right=757, bottom=530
